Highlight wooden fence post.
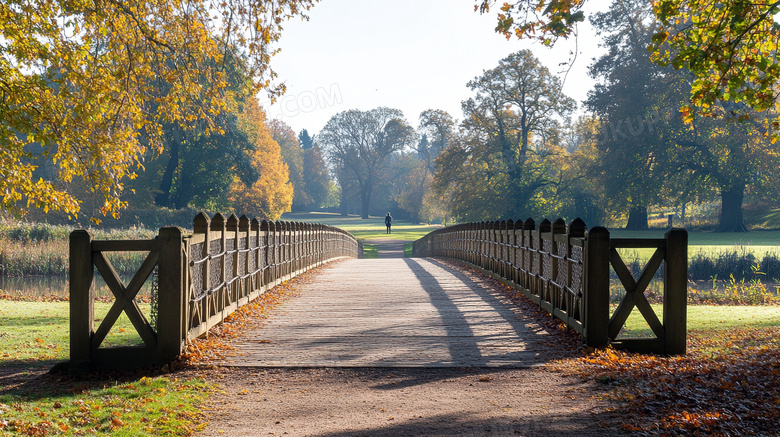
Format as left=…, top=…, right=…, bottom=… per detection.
left=584, top=226, right=610, bottom=347
left=227, top=214, right=239, bottom=303
left=193, top=212, right=210, bottom=332
left=664, top=228, right=688, bottom=355
left=537, top=219, right=551, bottom=303
left=522, top=218, right=535, bottom=292
left=69, top=230, right=94, bottom=369
left=262, top=220, right=271, bottom=285
left=239, top=215, right=250, bottom=299
left=157, top=227, right=186, bottom=363
left=211, top=213, right=226, bottom=315
left=505, top=219, right=514, bottom=280
left=251, top=218, right=261, bottom=292
left=550, top=218, right=566, bottom=310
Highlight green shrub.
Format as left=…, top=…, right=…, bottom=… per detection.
left=689, top=250, right=779, bottom=282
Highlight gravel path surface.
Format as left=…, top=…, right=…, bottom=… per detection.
left=199, top=367, right=612, bottom=437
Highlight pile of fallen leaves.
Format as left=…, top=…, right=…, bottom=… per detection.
left=550, top=327, right=780, bottom=435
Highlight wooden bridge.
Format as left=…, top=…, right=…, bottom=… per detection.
left=68, top=214, right=687, bottom=371
left=216, top=255, right=552, bottom=368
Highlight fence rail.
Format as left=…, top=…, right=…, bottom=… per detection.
left=69, top=212, right=361, bottom=370
left=413, top=218, right=687, bottom=355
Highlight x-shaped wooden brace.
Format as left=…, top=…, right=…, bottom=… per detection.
left=608, top=248, right=666, bottom=340
left=91, top=250, right=160, bottom=350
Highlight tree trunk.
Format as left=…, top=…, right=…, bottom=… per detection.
left=155, top=135, right=179, bottom=208
left=717, top=185, right=748, bottom=232
left=626, top=206, right=649, bottom=230
left=360, top=189, right=371, bottom=219
left=339, top=187, right=348, bottom=216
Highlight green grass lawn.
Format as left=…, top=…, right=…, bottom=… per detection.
left=282, top=212, right=441, bottom=256
left=0, top=300, right=210, bottom=435
left=609, top=229, right=780, bottom=261
left=0, top=300, right=155, bottom=362
left=619, top=304, right=780, bottom=338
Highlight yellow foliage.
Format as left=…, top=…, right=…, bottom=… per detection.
left=0, top=0, right=314, bottom=219
left=228, top=99, right=293, bottom=220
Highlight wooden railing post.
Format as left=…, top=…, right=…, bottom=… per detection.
left=193, top=213, right=210, bottom=333
left=550, top=218, right=566, bottom=310
left=584, top=226, right=610, bottom=347
left=521, top=218, right=535, bottom=292
left=157, top=226, right=186, bottom=362
left=251, top=218, right=261, bottom=291
left=227, top=214, right=239, bottom=303
left=261, top=220, right=271, bottom=285
left=211, top=213, right=226, bottom=315
left=664, top=228, right=688, bottom=354
left=239, top=215, right=251, bottom=299
left=69, top=230, right=94, bottom=369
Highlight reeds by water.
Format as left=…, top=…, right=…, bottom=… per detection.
left=0, top=222, right=156, bottom=277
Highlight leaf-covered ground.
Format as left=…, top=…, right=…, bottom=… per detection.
left=0, top=373, right=209, bottom=436
left=548, top=327, right=780, bottom=435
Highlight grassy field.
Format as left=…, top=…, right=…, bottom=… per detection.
left=0, top=300, right=209, bottom=436
left=0, top=301, right=154, bottom=362
left=282, top=211, right=441, bottom=241
left=610, top=228, right=780, bottom=261
left=619, top=304, right=780, bottom=338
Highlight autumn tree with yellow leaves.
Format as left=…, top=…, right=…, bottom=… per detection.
left=229, top=98, right=293, bottom=220
left=0, top=0, right=314, bottom=220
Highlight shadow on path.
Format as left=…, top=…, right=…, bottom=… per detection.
left=402, top=258, right=485, bottom=366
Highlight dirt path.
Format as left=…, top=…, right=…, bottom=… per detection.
left=197, top=240, right=616, bottom=436
left=199, top=367, right=610, bottom=436
left=362, top=238, right=407, bottom=258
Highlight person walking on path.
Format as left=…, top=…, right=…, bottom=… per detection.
left=384, top=212, right=392, bottom=234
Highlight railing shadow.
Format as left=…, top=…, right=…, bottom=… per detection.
left=402, top=257, right=577, bottom=368
left=402, top=258, right=486, bottom=367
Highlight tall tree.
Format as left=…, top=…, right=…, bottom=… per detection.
left=668, top=108, right=780, bottom=232
left=228, top=98, right=293, bottom=220
left=0, top=0, right=313, bottom=220
left=302, top=142, right=331, bottom=210
left=397, top=110, right=456, bottom=223
left=298, top=129, right=316, bottom=150
left=269, top=120, right=307, bottom=209
left=585, top=0, right=673, bottom=230
left=417, top=110, right=456, bottom=173
left=437, top=50, right=575, bottom=219
left=151, top=113, right=257, bottom=210
left=478, top=0, right=780, bottom=135
left=319, top=108, right=416, bottom=219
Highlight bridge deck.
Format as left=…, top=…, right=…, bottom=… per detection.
left=217, top=252, right=556, bottom=368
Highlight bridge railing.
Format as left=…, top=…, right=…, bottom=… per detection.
left=69, top=212, right=361, bottom=370
left=413, top=218, right=687, bottom=355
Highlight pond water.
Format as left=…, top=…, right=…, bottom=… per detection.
left=0, top=274, right=153, bottom=299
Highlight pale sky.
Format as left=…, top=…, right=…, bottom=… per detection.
left=263, top=0, right=611, bottom=134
